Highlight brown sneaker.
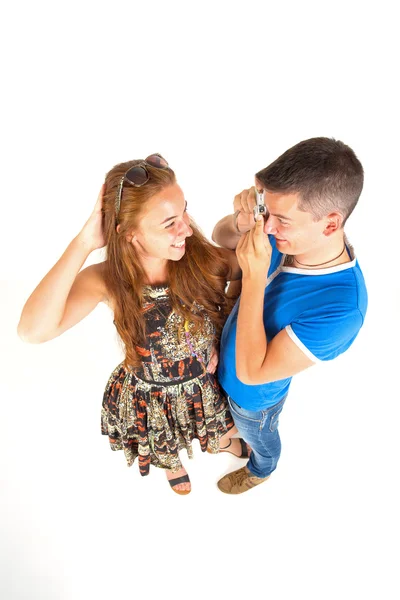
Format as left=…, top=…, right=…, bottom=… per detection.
left=217, top=466, right=270, bottom=495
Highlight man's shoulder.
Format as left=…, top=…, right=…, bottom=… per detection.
left=269, top=257, right=368, bottom=326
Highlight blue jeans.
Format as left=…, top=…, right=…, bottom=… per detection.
left=227, top=394, right=287, bottom=478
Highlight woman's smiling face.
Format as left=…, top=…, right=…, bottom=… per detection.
left=132, top=183, right=193, bottom=262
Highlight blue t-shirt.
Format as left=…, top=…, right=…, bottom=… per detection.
left=218, top=236, right=368, bottom=410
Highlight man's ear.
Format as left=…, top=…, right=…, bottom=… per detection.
left=323, top=212, right=343, bottom=236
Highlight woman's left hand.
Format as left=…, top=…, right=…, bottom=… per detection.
left=236, top=215, right=272, bottom=282
left=207, top=345, right=219, bottom=373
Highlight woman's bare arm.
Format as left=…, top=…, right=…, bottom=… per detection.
left=18, top=188, right=107, bottom=343
left=18, top=243, right=107, bottom=343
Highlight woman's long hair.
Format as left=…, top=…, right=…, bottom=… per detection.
left=102, top=158, right=232, bottom=369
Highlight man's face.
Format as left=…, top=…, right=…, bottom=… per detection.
left=261, top=189, right=329, bottom=256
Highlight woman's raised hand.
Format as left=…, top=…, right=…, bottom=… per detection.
left=79, top=185, right=106, bottom=251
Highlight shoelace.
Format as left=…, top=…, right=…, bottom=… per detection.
left=229, top=468, right=252, bottom=487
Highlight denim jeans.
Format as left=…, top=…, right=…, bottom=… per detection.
left=227, top=394, right=287, bottom=478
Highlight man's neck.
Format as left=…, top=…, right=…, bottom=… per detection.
left=290, top=234, right=349, bottom=269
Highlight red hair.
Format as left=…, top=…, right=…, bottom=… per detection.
left=101, top=159, right=231, bottom=368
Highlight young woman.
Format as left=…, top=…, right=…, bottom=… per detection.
left=18, top=154, right=249, bottom=495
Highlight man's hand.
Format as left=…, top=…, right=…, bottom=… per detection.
left=236, top=215, right=272, bottom=281
left=212, top=186, right=266, bottom=250
left=233, top=187, right=258, bottom=233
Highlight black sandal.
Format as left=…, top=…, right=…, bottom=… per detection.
left=167, top=474, right=191, bottom=495
left=219, top=438, right=251, bottom=458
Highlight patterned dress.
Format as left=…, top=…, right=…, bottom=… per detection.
left=101, top=285, right=234, bottom=475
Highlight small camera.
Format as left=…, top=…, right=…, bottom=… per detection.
left=253, top=189, right=267, bottom=221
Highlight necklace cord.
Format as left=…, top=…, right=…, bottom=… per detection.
left=293, top=245, right=346, bottom=268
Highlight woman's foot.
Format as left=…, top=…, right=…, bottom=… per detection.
left=166, top=467, right=191, bottom=495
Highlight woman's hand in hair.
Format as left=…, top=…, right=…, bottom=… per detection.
left=79, top=185, right=106, bottom=251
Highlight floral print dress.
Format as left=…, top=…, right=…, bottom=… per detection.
left=101, top=285, right=234, bottom=475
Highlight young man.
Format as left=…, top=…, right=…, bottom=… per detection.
left=213, top=137, right=368, bottom=494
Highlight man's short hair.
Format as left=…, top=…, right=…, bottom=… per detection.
left=256, top=137, right=364, bottom=225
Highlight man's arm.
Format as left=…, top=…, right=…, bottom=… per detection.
left=212, top=188, right=258, bottom=249
left=237, top=294, right=314, bottom=384
left=212, top=213, right=242, bottom=250
left=235, top=216, right=314, bottom=384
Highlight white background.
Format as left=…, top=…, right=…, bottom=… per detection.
left=1, top=1, right=399, bottom=599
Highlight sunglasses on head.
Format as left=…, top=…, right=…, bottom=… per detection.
left=115, top=153, right=169, bottom=218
